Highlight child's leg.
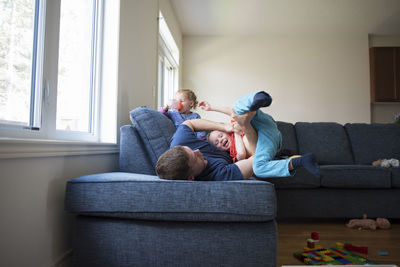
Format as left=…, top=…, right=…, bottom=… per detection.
left=234, top=92, right=291, bottom=177
left=234, top=91, right=320, bottom=178
left=251, top=110, right=291, bottom=177
left=234, top=91, right=272, bottom=114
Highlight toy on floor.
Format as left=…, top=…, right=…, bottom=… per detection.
left=346, top=214, right=391, bottom=230
left=295, top=235, right=376, bottom=265
left=305, top=232, right=321, bottom=250
left=344, top=242, right=368, bottom=254
left=377, top=251, right=389, bottom=256
left=372, top=158, right=399, bottom=168
left=294, top=247, right=376, bottom=265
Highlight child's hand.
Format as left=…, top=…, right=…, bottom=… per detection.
left=223, top=122, right=243, bottom=134
left=231, top=121, right=244, bottom=134
left=159, top=105, right=169, bottom=114
left=223, top=123, right=234, bottom=133
left=162, top=105, right=169, bottom=112
left=231, top=111, right=256, bottom=128
left=199, top=101, right=212, bottom=111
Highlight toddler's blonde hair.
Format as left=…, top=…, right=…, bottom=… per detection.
left=177, top=89, right=198, bottom=109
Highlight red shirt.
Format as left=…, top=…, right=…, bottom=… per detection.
left=229, top=132, right=247, bottom=163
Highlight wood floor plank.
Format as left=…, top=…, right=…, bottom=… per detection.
left=277, top=219, right=400, bottom=266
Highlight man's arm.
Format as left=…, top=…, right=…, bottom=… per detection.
left=183, top=119, right=231, bottom=132
left=234, top=156, right=254, bottom=179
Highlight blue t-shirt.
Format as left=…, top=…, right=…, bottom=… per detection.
left=165, top=110, right=207, bottom=139
left=170, top=125, right=243, bottom=181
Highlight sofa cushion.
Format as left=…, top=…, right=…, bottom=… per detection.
left=261, top=168, right=320, bottom=189
left=119, top=125, right=155, bottom=175
left=276, top=121, right=298, bottom=155
left=65, top=172, right=277, bottom=222
left=320, top=165, right=391, bottom=188
left=130, top=107, right=176, bottom=165
left=345, top=123, right=400, bottom=165
left=295, top=122, right=354, bottom=165
left=391, top=167, right=400, bottom=188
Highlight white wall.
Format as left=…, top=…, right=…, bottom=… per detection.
left=118, top=0, right=182, bottom=127
left=0, top=0, right=182, bottom=266
left=118, top=0, right=158, bottom=126
left=183, top=35, right=371, bottom=124
left=0, top=153, right=118, bottom=267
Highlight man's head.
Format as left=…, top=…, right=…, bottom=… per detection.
left=208, top=130, right=232, bottom=151
left=156, top=145, right=207, bottom=180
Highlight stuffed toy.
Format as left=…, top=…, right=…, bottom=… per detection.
left=372, top=158, right=399, bottom=168
left=346, top=214, right=391, bottom=230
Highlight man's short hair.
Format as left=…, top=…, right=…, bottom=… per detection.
left=156, top=146, right=192, bottom=180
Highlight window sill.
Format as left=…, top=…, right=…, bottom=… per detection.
left=0, top=138, right=119, bottom=159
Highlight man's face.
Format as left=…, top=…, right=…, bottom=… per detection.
left=183, top=146, right=208, bottom=179
left=208, top=130, right=231, bottom=151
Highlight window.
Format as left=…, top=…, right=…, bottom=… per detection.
left=158, top=11, right=179, bottom=108
left=0, top=0, right=119, bottom=143
left=0, top=0, right=43, bottom=128
left=56, top=0, right=97, bottom=133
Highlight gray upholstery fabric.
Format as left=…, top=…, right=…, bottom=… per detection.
left=129, top=106, right=176, bottom=165
left=295, top=122, right=354, bottom=165
left=260, top=168, right=320, bottom=189
left=345, top=123, right=400, bottom=164
left=119, top=125, right=155, bottom=174
left=74, top=216, right=277, bottom=267
left=391, top=167, right=400, bottom=188
left=320, top=165, right=391, bottom=188
left=276, top=121, right=298, bottom=154
left=65, top=172, right=277, bottom=222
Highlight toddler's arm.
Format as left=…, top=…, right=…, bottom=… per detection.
left=183, top=119, right=232, bottom=133
left=199, top=101, right=232, bottom=116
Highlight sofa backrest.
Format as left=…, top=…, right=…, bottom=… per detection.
left=121, top=107, right=400, bottom=173
left=120, top=107, right=176, bottom=174
left=119, top=125, right=155, bottom=174
left=276, top=121, right=298, bottom=155
left=345, top=123, right=400, bottom=164
left=295, top=122, right=354, bottom=165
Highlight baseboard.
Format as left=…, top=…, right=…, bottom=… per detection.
left=48, top=249, right=73, bottom=267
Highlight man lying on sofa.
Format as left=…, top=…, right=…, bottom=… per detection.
left=156, top=91, right=320, bottom=181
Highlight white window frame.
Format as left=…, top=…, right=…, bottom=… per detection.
left=0, top=0, right=119, bottom=145
left=157, top=11, right=179, bottom=108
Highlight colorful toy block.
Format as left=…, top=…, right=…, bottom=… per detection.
left=344, top=243, right=368, bottom=254
left=293, top=247, right=376, bottom=265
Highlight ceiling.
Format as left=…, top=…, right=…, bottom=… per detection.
left=170, top=0, right=400, bottom=36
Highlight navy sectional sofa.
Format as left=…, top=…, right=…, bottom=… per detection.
left=272, top=121, right=400, bottom=219
left=65, top=107, right=278, bottom=267
left=65, top=106, right=400, bottom=266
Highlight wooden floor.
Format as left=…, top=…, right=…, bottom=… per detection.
left=277, top=219, right=400, bottom=266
